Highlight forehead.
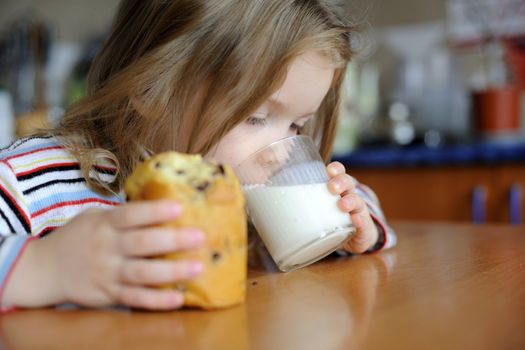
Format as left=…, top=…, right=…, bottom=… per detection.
left=269, top=52, right=335, bottom=114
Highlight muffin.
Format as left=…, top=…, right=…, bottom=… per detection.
left=125, top=152, right=247, bottom=309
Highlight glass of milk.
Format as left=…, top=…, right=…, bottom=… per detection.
left=236, top=135, right=355, bottom=272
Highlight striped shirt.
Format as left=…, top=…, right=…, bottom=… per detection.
left=0, top=136, right=123, bottom=307
left=0, top=136, right=395, bottom=308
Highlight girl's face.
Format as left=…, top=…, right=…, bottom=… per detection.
left=206, top=52, right=335, bottom=169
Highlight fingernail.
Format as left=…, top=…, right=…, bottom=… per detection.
left=169, top=203, right=182, bottom=215
left=329, top=162, right=343, bottom=173
left=191, top=231, right=205, bottom=244
left=191, top=263, right=204, bottom=275
left=170, top=293, right=184, bottom=305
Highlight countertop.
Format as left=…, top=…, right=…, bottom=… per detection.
left=1, top=222, right=525, bottom=350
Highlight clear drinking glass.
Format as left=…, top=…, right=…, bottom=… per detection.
left=236, top=135, right=355, bottom=272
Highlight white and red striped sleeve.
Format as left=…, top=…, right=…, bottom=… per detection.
left=0, top=160, right=34, bottom=311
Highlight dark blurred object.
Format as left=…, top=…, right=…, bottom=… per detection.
left=334, top=140, right=525, bottom=168
left=0, top=13, right=54, bottom=136
left=1, top=13, right=53, bottom=115
left=506, top=36, right=525, bottom=89
left=66, top=37, right=104, bottom=106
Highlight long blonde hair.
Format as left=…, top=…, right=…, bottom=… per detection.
left=52, top=0, right=353, bottom=194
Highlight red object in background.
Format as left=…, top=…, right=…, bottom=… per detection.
left=472, top=86, right=521, bottom=135
left=506, top=37, right=525, bottom=89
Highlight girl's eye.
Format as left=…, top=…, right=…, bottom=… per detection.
left=246, top=116, right=304, bottom=133
left=246, top=116, right=267, bottom=126
left=290, top=123, right=304, bottom=133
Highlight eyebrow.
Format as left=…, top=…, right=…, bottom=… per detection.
left=267, top=96, right=319, bottom=119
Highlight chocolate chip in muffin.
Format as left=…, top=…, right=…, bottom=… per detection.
left=212, top=164, right=225, bottom=176
left=212, top=251, right=222, bottom=263
left=154, top=161, right=163, bottom=169
left=196, top=181, right=210, bottom=192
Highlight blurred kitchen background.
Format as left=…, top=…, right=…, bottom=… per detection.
left=0, top=0, right=524, bottom=224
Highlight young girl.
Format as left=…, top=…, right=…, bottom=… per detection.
left=0, top=0, right=396, bottom=311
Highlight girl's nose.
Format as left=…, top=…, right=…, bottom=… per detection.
left=255, top=138, right=293, bottom=168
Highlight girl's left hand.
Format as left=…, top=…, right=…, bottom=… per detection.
left=326, top=161, right=379, bottom=254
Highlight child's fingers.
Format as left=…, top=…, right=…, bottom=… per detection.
left=109, top=201, right=182, bottom=229
left=350, top=212, right=364, bottom=229
left=117, top=285, right=185, bottom=310
left=328, top=173, right=356, bottom=195
left=337, top=193, right=366, bottom=214
left=342, top=227, right=375, bottom=254
left=118, top=259, right=203, bottom=286
left=119, top=228, right=204, bottom=257
left=335, top=192, right=379, bottom=254
left=326, top=161, right=346, bottom=177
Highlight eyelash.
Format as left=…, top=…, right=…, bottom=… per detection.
left=246, top=116, right=304, bottom=132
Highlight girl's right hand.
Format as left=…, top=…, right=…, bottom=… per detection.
left=3, top=201, right=205, bottom=310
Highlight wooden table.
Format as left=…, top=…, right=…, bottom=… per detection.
left=1, top=222, right=525, bottom=350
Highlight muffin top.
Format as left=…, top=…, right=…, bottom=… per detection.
left=125, top=152, right=243, bottom=205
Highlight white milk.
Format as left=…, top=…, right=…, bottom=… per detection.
left=244, top=183, right=353, bottom=270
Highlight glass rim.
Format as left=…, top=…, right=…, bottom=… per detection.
left=235, top=135, right=314, bottom=169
